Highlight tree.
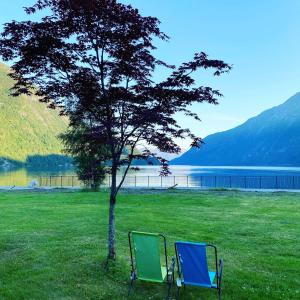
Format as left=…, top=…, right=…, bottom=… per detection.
left=60, top=124, right=107, bottom=190
left=0, top=0, right=231, bottom=260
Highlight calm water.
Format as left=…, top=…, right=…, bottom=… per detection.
left=2, top=165, right=300, bottom=186
left=134, top=165, right=300, bottom=176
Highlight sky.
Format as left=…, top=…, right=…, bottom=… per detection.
left=1, top=0, right=300, bottom=150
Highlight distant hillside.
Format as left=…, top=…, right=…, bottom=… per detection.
left=0, top=63, right=69, bottom=168
left=171, top=93, right=300, bottom=166
left=0, top=63, right=158, bottom=169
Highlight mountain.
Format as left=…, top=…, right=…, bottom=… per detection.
left=0, top=62, right=69, bottom=168
left=0, top=62, right=158, bottom=169
left=171, top=93, right=300, bottom=166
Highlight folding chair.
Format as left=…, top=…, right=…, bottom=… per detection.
left=128, top=231, right=175, bottom=299
left=175, top=241, right=223, bottom=299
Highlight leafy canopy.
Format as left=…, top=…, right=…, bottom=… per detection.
left=60, top=124, right=107, bottom=189
left=0, top=0, right=231, bottom=183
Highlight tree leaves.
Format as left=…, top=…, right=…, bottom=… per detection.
left=0, top=0, right=231, bottom=182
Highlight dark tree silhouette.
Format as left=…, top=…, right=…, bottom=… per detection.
left=0, top=0, right=231, bottom=259
left=60, top=124, right=108, bottom=190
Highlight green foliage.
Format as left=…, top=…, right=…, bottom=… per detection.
left=60, top=125, right=107, bottom=190
left=0, top=62, right=155, bottom=170
left=0, top=190, right=299, bottom=299
left=0, top=63, right=68, bottom=162
left=25, top=154, right=73, bottom=170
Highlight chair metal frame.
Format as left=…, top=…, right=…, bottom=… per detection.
left=128, top=231, right=175, bottom=299
left=175, top=242, right=223, bottom=299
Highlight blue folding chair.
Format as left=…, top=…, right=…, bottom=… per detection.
left=175, top=241, right=223, bottom=299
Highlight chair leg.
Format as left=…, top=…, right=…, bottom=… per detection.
left=176, top=286, right=181, bottom=300
left=127, top=277, right=134, bottom=297
left=166, top=274, right=174, bottom=300
left=166, top=283, right=171, bottom=300
left=218, top=287, right=221, bottom=300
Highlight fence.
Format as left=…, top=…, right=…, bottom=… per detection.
left=38, top=175, right=300, bottom=190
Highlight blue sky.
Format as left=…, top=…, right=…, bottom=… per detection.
left=1, top=0, right=300, bottom=149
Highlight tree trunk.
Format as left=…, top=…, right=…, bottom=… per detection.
left=107, top=170, right=117, bottom=260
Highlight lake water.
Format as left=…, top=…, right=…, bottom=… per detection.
left=133, top=165, right=300, bottom=176
left=2, top=165, right=300, bottom=187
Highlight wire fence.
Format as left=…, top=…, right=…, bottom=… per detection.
left=38, top=175, right=300, bottom=190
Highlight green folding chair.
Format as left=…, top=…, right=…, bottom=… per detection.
left=128, top=231, right=175, bottom=299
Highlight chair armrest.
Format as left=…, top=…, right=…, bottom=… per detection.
left=218, top=259, right=223, bottom=287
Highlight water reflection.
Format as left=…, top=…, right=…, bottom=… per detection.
left=2, top=165, right=300, bottom=187
left=0, top=168, right=74, bottom=187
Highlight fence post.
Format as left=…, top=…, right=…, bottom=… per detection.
left=293, top=176, right=295, bottom=189
left=260, top=176, right=262, bottom=189
left=35, top=174, right=300, bottom=190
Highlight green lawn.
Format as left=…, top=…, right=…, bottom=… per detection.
left=0, top=190, right=299, bottom=300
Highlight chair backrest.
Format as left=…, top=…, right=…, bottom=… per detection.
left=131, top=231, right=164, bottom=282
left=175, top=241, right=211, bottom=287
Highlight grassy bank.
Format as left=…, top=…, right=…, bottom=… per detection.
left=0, top=190, right=299, bottom=299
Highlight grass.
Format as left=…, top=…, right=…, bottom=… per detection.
left=0, top=189, right=299, bottom=300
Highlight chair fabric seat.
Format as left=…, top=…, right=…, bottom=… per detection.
left=209, top=271, right=217, bottom=288
left=139, top=266, right=167, bottom=283
left=138, top=266, right=168, bottom=282
left=161, top=266, right=167, bottom=281
left=175, top=242, right=218, bottom=289
left=132, top=231, right=165, bottom=283
left=179, top=271, right=217, bottom=288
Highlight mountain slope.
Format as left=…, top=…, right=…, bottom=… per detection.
left=0, top=63, right=68, bottom=163
left=171, top=93, right=300, bottom=166
left=0, top=63, right=157, bottom=169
